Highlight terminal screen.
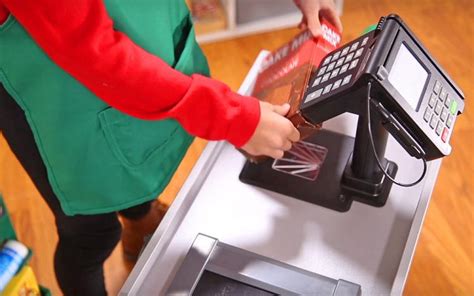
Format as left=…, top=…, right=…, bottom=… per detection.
left=388, top=43, right=428, bottom=110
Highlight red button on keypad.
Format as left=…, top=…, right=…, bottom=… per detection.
left=441, top=128, right=449, bottom=143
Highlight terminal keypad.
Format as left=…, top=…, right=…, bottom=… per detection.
left=305, top=35, right=370, bottom=105
left=423, top=79, right=458, bottom=143
left=307, top=33, right=460, bottom=146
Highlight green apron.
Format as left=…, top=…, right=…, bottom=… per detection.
left=0, top=0, right=209, bottom=215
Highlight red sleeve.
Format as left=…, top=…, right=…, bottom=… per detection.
left=0, top=4, right=8, bottom=23
left=2, top=0, right=260, bottom=147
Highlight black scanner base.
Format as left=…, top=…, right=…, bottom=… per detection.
left=341, top=156, right=397, bottom=208
left=239, top=129, right=398, bottom=212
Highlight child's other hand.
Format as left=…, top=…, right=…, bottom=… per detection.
left=241, top=102, right=300, bottom=159
left=294, top=0, right=343, bottom=37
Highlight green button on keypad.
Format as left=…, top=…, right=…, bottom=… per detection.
left=450, top=100, right=458, bottom=115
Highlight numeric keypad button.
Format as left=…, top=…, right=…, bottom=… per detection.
left=317, top=66, right=327, bottom=76
left=340, top=64, right=349, bottom=74
left=341, top=47, right=350, bottom=56
left=349, top=59, right=359, bottom=70
left=321, top=73, right=331, bottom=83
left=441, top=128, right=449, bottom=142
left=322, top=56, right=332, bottom=66
left=439, top=88, right=447, bottom=101
left=444, top=94, right=452, bottom=108
left=312, top=76, right=322, bottom=87
left=350, top=42, right=359, bottom=52
left=306, top=88, right=323, bottom=102
left=434, top=101, right=442, bottom=115
left=361, top=36, right=369, bottom=46
left=330, top=69, right=340, bottom=79
left=423, top=108, right=432, bottom=122
left=345, top=52, right=355, bottom=63
left=333, top=79, right=342, bottom=90
left=429, top=115, right=437, bottom=129
left=327, top=61, right=336, bottom=71
left=436, top=121, right=443, bottom=136
left=446, top=115, right=454, bottom=128
left=354, top=48, right=364, bottom=58
left=440, top=108, right=448, bottom=122
left=433, top=80, right=441, bottom=94
left=342, top=74, right=352, bottom=86
left=323, top=84, right=333, bottom=95
left=428, top=93, right=437, bottom=108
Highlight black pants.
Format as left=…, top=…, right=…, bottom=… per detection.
left=0, top=85, right=151, bottom=295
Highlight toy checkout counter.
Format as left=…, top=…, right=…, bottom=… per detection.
left=120, top=15, right=465, bottom=295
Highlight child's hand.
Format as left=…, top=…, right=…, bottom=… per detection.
left=294, top=0, right=343, bottom=37
left=241, top=102, right=300, bottom=159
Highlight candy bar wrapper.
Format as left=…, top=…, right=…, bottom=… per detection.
left=241, top=19, right=342, bottom=163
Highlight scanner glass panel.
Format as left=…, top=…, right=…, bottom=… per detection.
left=193, top=271, right=276, bottom=296
left=388, top=43, right=428, bottom=110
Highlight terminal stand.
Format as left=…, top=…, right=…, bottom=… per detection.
left=341, top=111, right=398, bottom=207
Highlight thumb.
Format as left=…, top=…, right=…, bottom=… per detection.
left=307, top=11, right=322, bottom=37
left=272, top=103, right=291, bottom=116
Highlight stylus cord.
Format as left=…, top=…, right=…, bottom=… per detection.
left=366, top=82, right=427, bottom=187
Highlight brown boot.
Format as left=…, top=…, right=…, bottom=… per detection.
left=120, top=200, right=169, bottom=262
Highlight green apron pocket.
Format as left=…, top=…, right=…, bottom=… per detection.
left=98, top=107, right=180, bottom=168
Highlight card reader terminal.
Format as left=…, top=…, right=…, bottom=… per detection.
left=240, top=14, right=465, bottom=211
left=300, top=14, right=465, bottom=161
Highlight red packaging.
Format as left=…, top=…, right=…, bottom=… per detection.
left=245, top=19, right=341, bottom=162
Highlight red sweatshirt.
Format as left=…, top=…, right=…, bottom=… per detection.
left=0, top=0, right=260, bottom=147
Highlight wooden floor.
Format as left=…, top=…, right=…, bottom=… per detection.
left=1, top=0, right=472, bottom=295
